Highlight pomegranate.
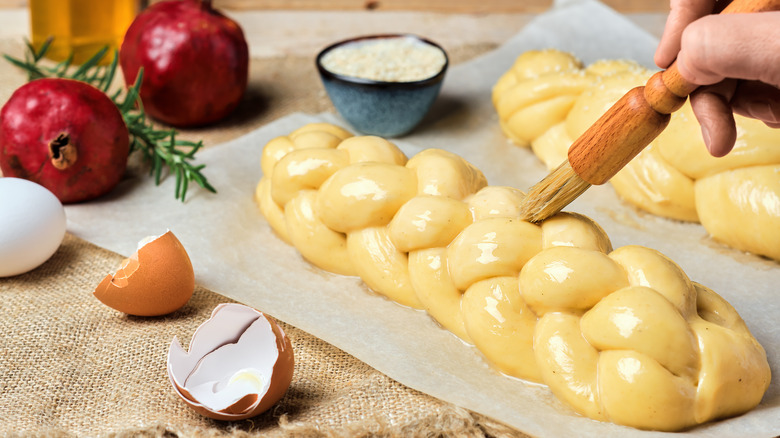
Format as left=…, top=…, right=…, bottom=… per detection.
left=119, top=0, right=249, bottom=127
left=0, top=78, right=130, bottom=204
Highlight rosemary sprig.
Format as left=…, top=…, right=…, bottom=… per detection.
left=3, top=38, right=216, bottom=201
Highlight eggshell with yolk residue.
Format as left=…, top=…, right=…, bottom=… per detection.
left=167, top=303, right=295, bottom=420
left=93, top=230, right=194, bottom=316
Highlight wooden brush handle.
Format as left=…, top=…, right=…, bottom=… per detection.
left=568, top=0, right=780, bottom=185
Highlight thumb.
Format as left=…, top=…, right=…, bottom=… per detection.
left=675, top=12, right=780, bottom=87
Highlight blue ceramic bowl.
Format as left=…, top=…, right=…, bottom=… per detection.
left=316, top=34, right=449, bottom=138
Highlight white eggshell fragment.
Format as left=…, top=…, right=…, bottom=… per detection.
left=0, top=177, right=66, bottom=277
left=167, top=303, right=294, bottom=420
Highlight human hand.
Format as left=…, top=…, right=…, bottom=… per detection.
left=655, top=0, right=780, bottom=157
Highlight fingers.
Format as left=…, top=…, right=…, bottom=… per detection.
left=676, top=12, right=780, bottom=86
left=731, top=80, right=780, bottom=128
left=655, top=0, right=716, bottom=68
left=656, top=4, right=780, bottom=157
left=690, top=80, right=780, bottom=156
left=689, top=80, right=737, bottom=157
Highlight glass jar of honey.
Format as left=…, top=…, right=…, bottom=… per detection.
left=29, top=0, right=145, bottom=65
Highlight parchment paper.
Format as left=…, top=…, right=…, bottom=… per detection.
left=64, top=0, right=780, bottom=436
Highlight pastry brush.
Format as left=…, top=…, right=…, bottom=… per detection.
left=519, top=0, right=780, bottom=223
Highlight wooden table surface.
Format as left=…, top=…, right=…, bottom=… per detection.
left=1, top=0, right=671, bottom=13
left=0, top=3, right=668, bottom=60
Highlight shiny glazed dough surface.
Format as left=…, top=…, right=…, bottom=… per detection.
left=492, top=49, right=780, bottom=262
left=255, top=122, right=771, bottom=431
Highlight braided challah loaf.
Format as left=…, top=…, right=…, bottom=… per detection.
left=493, top=49, right=780, bottom=261
left=255, top=122, right=770, bottom=431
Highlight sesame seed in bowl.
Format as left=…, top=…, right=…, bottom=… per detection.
left=316, top=34, right=449, bottom=137
left=320, top=36, right=447, bottom=83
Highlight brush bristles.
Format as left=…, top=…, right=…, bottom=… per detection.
left=520, top=161, right=591, bottom=223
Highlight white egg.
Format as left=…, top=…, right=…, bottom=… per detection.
left=0, top=177, right=66, bottom=277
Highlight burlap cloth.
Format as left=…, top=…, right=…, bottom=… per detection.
left=0, top=37, right=530, bottom=437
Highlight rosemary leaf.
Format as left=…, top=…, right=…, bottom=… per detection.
left=100, top=54, right=119, bottom=93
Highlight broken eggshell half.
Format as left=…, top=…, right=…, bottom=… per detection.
left=167, top=303, right=295, bottom=420
left=93, top=230, right=195, bottom=316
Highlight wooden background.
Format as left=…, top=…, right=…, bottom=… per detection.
left=0, top=0, right=669, bottom=12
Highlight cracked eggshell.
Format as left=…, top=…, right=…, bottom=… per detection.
left=93, top=230, right=194, bottom=316
left=167, top=303, right=295, bottom=421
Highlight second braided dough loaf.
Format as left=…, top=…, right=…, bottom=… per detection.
left=492, top=49, right=780, bottom=261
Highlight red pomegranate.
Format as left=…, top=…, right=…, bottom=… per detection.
left=0, top=78, right=130, bottom=204
left=120, top=0, right=249, bottom=127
